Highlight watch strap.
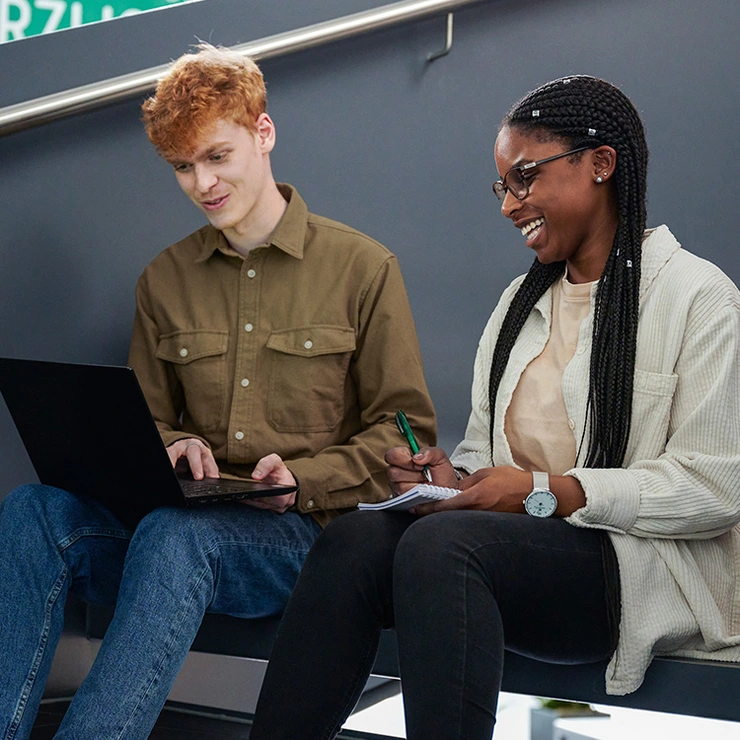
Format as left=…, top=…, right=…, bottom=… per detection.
left=532, top=471, right=550, bottom=491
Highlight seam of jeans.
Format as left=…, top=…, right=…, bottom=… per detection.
left=451, top=541, right=505, bottom=740
left=114, top=561, right=214, bottom=739
left=454, top=550, right=472, bottom=740
left=200, top=538, right=317, bottom=557
left=5, top=567, right=68, bottom=740
left=57, top=527, right=131, bottom=553
left=320, top=626, right=382, bottom=740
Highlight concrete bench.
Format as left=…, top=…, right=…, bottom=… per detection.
left=86, top=607, right=740, bottom=733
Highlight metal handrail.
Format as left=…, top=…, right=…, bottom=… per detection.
left=0, top=0, right=488, bottom=137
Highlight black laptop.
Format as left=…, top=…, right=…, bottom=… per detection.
left=0, top=358, right=297, bottom=526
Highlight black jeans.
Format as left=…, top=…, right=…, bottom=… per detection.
left=251, top=510, right=620, bottom=740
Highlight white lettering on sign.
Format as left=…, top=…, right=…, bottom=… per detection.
left=0, top=0, right=32, bottom=41
left=69, top=0, right=81, bottom=25
left=1, top=1, right=143, bottom=42
left=35, top=0, right=66, bottom=33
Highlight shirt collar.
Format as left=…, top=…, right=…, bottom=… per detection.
left=530, top=225, right=681, bottom=319
left=193, top=183, right=308, bottom=263
left=638, top=225, right=681, bottom=300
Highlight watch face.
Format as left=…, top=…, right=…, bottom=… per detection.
left=525, top=490, right=557, bottom=518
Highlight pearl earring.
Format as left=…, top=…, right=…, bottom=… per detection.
left=596, top=176, right=603, bottom=183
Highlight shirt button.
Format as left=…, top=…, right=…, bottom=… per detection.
left=304, top=340, right=313, bottom=350
left=247, top=269, right=256, bottom=279
left=577, top=345, right=586, bottom=355
left=244, top=323, right=253, bottom=332
left=241, top=378, right=250, bottom=388
left=235, top=431, right=244, bottom=441
left=179, top=348, right=188, bottom=358
left=306, top=500, right=314, bottom=509
left=568, top=419, right=576, bottom=430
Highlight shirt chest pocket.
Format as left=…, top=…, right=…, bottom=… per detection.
left=626, top=369, right=679, bottom=461
left=267, top=325, right=356, bottom=433
left=156, top=330, right=229, bottom=434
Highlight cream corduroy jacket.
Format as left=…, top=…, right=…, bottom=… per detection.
left=451, top=225, right=740, bottom=695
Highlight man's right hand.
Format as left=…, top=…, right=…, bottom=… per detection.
left=167, top=438, right=220, bottom=480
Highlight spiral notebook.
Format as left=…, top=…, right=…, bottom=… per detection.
left=357, top=484, right=459, bottom=511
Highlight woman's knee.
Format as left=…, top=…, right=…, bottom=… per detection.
left=310, top=510, right=412, bottom=565
left=393, top=512, right=521, bottom=588
left=293, top=511, right=412, bottom=610
left=395, top=512, right=471, bottom=561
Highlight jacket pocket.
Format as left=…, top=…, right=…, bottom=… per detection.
left=156, top=330, right=229, bottom=434
left=267, top=325, right=356, bottom=433
left=627, top=369, right=679, bottom=460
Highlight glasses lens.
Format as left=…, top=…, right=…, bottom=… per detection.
left=492, top=181, right=506, bottom=201
left=504, top=169, right=527, bottom=199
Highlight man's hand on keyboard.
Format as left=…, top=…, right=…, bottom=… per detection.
left=248, top=453, right=297, bottom=514
left=166, top=438, right=220, bottom=481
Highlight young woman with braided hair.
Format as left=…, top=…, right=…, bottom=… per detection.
left=251, top=76, right=740, bottom=739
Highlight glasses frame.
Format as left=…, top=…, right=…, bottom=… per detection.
left=493, top=146, right=592, bottom=202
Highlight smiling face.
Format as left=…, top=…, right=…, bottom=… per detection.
left=494, top=125, right=618, bottom=283
left=170, top=116, right=277, bottom=240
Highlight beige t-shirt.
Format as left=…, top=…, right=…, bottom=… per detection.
left=504, top=272, right=595, bottom=474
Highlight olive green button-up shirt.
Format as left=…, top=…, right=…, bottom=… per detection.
left=128, top=184, right=436, bottom=526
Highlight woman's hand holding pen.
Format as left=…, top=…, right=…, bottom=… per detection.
left=386, top=448, right=530, bottom=515
left=385, top=446, right=461, bottom=495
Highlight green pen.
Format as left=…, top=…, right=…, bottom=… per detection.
left=395, top=409, right=433, bottom=483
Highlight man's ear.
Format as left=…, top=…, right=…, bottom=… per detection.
left=591, top=145, right=617, bottom=182
left=255, top=113, right=276, bottom=154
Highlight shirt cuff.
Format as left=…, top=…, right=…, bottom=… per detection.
left=565, top=467, right=641, bottom=532
left=449, top=451, right=486, bottom=475
left=283, top=457, right=332, bottom=513
left=161, top=431, right=210, bottom=449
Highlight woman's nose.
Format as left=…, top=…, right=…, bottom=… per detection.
left=500, top=188, right=522, bottom=219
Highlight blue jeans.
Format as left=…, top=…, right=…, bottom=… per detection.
left=0, top=483, right=321, bottom=740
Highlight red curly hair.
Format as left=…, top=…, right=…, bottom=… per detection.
left=142, top=43, right=266, bottom=160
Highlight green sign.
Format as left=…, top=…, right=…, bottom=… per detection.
left=0, top=0, right=189, bottom=43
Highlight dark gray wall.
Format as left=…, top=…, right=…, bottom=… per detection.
left=1, top=0, right=739, bottom=496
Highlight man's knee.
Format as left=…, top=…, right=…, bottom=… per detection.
left=133, top=506, right=204, bottom=550
left=2, top=483, right=83, bottom=523
left=130, top=507, right=237, bottom=570
left=1, top=483, right=43, bottom=512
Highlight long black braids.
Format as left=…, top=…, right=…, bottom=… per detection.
left=488, top=76, right=648, bottom=469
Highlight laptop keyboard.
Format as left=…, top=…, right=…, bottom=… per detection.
left=179, top=480, right=247, bottom=500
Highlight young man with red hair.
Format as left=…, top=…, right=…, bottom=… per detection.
left=0, top=44, right=435, bottom=738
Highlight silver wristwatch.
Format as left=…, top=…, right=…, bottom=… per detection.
left=523, top=471, right=558, bottom=518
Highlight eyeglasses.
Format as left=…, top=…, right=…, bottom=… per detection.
left=492, top=146, right=591, bottom=202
